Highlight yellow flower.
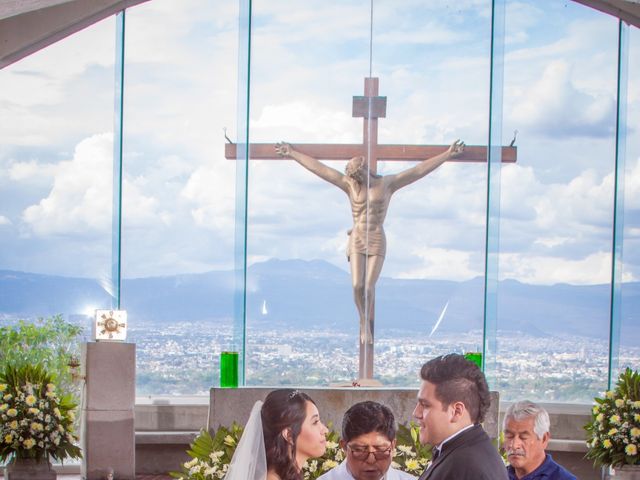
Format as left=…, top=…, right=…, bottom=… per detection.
left=596, top=413, right=604, bottom=423
left=223, top=435, right=236, bottom=446
left=615, top=399, right=625, bottom=408
left=0, top=403, right=7, bottom=412
left=28, top=407, right=40, bottom=415
left=67, top=410, right=75, bottom=421
left=608, top=428, right=619, bottom=436
left=610, top=415, right=621, bottom=424
left=631, top=428, right=640, bottom=438
left=635, top=414, right=640, bottom=422
left=46, top=383, right=56, bottom=392
left=3, top=394, right=12, bottom=401
left=603, top=439, right=612, bottom=449
left=23, top=438, right=36, bottom=449
left=9, top=420, right=18, bottom=429
left=25, top=395, right=37, bottom=406
left=30, top=422, right=44, bottom=432
left=325, top=441, right=339, bottom=450
left=633, top=401, right=640, bottom=408
left=405, top=459, right=420, bottom=471
left=53, top=407, right=62, bottom=419
left=7, top=408, right=18, bottom=417
left=605, top=391, right=615, bottom=399
left=626, top=444, right=637, bottom=456
left=4, top=434, right=13, bottom=443
left=0, top=384, right=7, bottom=393
left=592, top=405, right=599, bottom=414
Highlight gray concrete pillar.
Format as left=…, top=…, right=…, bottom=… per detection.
left=81, top=342, right=135, bottom=480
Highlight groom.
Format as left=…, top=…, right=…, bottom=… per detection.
left=413, top=354, right=508, bottom=480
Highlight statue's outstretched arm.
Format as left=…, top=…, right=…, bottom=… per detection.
left=275, top=142, right=347, bottom=191
left=387, top=139, right=464, bottom=192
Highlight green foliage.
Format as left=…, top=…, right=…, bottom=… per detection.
left=0, top=363, right=82, bottom=463
left=171, top=421, right=432, bottom=480
left=0, top=315, right=83, bottom=393
left=169, top=423, right=245, bottom=480
left=585, top=368, right=640, bottom=468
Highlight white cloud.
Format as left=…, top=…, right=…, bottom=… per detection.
left=8, top=160, right=58, bottom=183
left=508, top=60, right=615, bottom=138
left=180, top=161, right=236, bottom=231
left=21, top=133, right=164, bottom=237
left=499, top=250, right=632, bottom=285
left=0, top=216, right=11, bottom=226
left=398, top=247, right=478, bottom=280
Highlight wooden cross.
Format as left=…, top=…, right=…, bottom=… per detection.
left=225, top=77, right=517, bottom=380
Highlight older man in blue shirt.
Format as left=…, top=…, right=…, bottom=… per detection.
left=503, top=401, right=576, bottom=480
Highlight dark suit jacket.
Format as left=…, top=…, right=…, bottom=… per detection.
left=418, top=424, right=509, bottom=480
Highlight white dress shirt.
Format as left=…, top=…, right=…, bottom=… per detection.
left=317, top=460, right=417, bottom=480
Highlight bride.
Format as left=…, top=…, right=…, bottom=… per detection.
left=225, top=389, right=329, bottom=480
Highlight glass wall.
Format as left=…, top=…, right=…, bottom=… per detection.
left=120, top=0, right=239, bottom=395
left=0, top=0, right=637, bottom=400
left=0, top=17, right=116, bottom=335
left=495, top=1, right=620, bottom=401
left=618, top=24, right=640, bottom=379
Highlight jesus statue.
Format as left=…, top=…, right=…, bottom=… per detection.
left=274, top=140, right=465, bottom=351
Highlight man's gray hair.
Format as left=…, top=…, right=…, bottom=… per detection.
left=503, top=400, right=550, bottom=440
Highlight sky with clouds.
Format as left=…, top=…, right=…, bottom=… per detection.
left=0, top=0, right=638, bottom=292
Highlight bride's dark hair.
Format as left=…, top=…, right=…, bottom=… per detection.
left=261, top=389, right=314, bottom=480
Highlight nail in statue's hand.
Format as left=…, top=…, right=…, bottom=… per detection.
left=449, top=139, right=465, bottom=157
left=275, top=142, right=291, bottom=157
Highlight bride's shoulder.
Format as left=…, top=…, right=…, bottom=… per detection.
left=266, top=471, right=281, bottom=480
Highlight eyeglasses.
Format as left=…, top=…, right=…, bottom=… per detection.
left=347, top=444, right=393, bottom=461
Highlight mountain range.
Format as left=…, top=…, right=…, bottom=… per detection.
left=1, top=258, right=638, bottom=341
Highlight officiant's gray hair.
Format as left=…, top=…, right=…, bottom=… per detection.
left=503, top=400, right=550, bottom=440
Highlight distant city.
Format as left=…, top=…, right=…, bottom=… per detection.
left=129, top=320, right=638, bottom=403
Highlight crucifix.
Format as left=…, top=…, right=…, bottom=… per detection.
left=226, top=77, right=516, bottom=381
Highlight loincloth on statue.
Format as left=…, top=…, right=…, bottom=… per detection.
left=346, top=227, right=386, bottom=260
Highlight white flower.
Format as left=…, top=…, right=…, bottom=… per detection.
left=397, top=445, right=416, bottom=456
left=209, top=450, right=224, bottom=461
left=184, top=458, right=198, bottom=469
left=322, top=459, right=338, bottom=470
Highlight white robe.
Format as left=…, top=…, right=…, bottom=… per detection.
left=317, top=460, right=417, bottom=480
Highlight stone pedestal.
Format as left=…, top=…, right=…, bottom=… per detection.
left=4, top=458, right=56, bottom=480
left=81, top=342, right=135, bottom=480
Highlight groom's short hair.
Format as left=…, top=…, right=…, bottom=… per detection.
left=342, top=401, right=396, bottom=442
left=420, top=353, right=491, bottom=424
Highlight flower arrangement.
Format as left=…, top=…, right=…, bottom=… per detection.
left=0, top=363, right=82, bottom=464
left=585, top=367, right=640, bottom=468
left=170, top=421, right=430, bottom=480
